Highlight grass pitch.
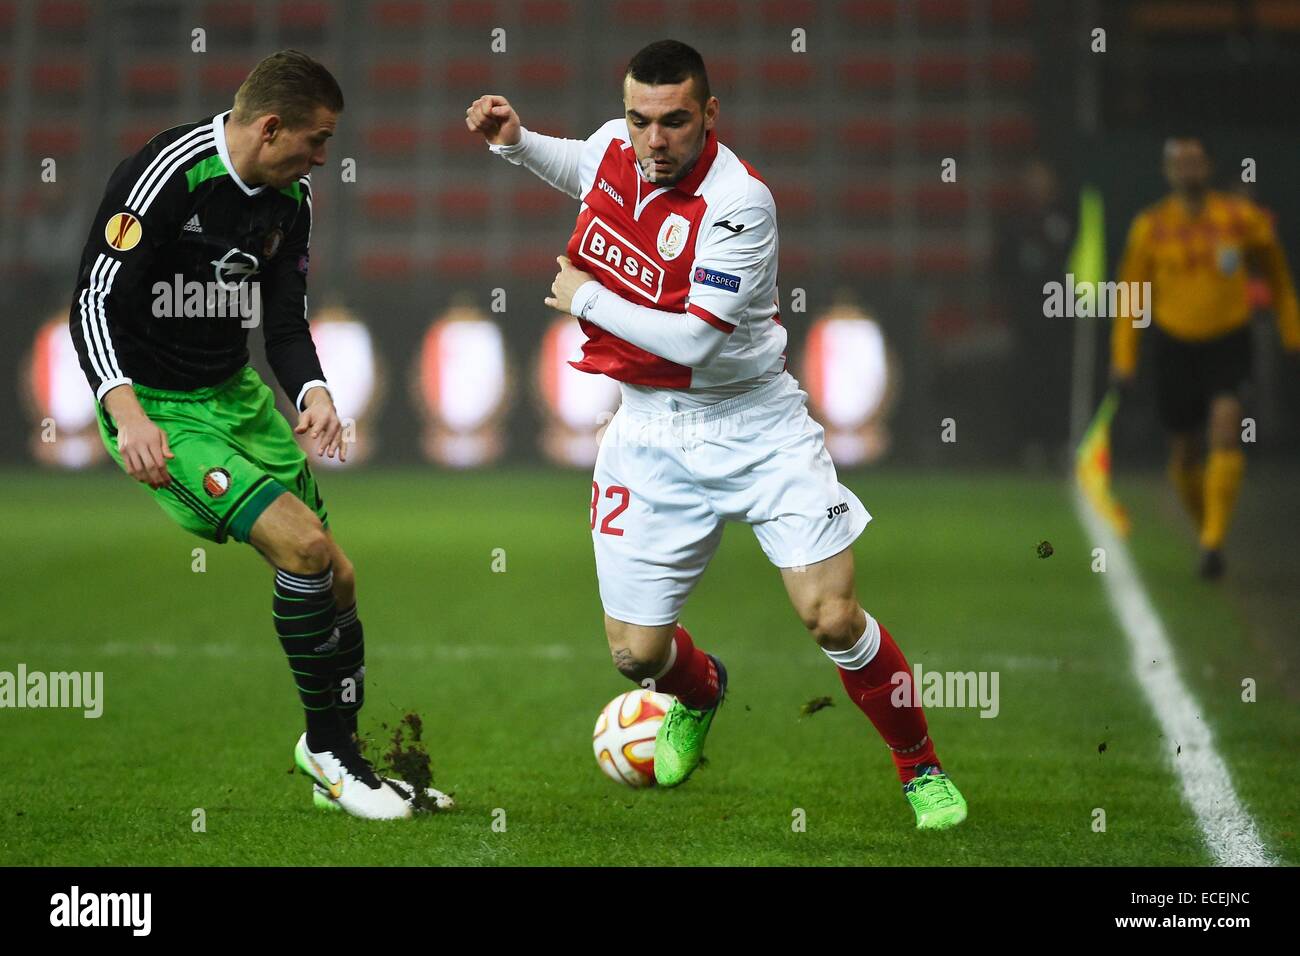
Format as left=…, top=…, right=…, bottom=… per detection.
left=1, top=467, right=1294, bottom=865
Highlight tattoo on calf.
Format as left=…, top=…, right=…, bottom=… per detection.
left=612, top=646, right=647, bottom=680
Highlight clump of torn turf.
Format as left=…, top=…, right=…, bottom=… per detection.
left=1036, top=540, right=1054, bottom=559
left=387, top=713, right=439, bottom=813
left=360, top=712, right=442, bottom=813
left=801, top=695, right=834, bottom=716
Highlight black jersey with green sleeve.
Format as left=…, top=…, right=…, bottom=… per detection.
left=69, top=111, right=328, bottom=410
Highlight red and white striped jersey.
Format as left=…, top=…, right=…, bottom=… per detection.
left=563, top=118, right=787, bottom=389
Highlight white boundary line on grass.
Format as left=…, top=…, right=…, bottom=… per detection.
left=1073, top=485, right=1274, bottom=866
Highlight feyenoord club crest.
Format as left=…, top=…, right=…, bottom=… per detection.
left=104, top=212, right=142, bottom=251
left=202, top=467, right=232, bottom=498
left=263, top=228, right=284, bottom=258
left=657, top=213, right=690, bottom=261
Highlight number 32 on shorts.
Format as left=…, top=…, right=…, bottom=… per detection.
left=591, top=482, right=630, bottom=536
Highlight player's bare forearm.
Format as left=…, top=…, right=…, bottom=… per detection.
left=101, top=382, right=146, bottom=424
left=302, top=385, right=330, bottom=408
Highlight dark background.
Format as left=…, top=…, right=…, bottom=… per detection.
left=3, top=0, right=1298, bottom=469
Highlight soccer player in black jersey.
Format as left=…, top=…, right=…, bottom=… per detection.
left=71, top=50, right=440, bottom=819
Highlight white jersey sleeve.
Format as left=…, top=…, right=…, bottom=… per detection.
left=488, top=126, right=584, bottom=198
left=570, top=279, right=730, bottom=368
left=685, top=181, right=779, bottom=331
left=490, top=118, right=629, bottom=201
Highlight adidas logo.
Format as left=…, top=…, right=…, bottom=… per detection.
left=314, top=627, right=341, bottom=654
left=183, top=215, right=202, bottom=233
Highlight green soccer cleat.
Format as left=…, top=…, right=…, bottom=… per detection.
left=903, top=765, right=968, bottom=830
left=654, top=655, right=727, bottom=788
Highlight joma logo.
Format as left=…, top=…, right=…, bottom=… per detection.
left=597, top=177, right=625, bottom=207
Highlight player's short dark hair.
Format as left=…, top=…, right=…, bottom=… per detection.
left=625, top=40, right=711, bottom=106
left=232, top=50, right=344, bottom=129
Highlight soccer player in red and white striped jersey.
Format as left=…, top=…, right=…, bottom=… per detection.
left=467, top=40, right=966, bottom=829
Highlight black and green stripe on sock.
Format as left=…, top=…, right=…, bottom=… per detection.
left=274, top=566, right=344, bottom=751
left=333, top=602, right=365, bottom=737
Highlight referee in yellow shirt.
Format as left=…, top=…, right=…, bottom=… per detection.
left=1110, top=137, right=1300, bottom=578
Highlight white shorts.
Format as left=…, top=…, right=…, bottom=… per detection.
left=591, top=371, right=871, bottom=626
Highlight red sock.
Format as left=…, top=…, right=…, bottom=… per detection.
left=653, top=624, right=720, bottom=710
left=837, top=620, right=939, bottom=783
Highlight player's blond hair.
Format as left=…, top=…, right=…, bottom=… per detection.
left=232, top=50, right=343, bottom=129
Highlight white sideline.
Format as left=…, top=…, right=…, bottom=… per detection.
left=1074, top=485, right=1274, bottom=866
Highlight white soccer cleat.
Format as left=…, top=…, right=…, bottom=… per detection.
left=313, top=778, right=455, bottom=812
left=293, top=733, right=412, bottom=820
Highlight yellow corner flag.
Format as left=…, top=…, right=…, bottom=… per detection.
left=1076, top=388, right=1131, bottom=537
left=1067, top=186, right=1106, bottom=287
left=1068, top=184, right=1129, bottom=535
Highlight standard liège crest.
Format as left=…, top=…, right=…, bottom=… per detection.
left=104, top=212, right=142, bottom=251
left=657, top=213, right=690, bottom=261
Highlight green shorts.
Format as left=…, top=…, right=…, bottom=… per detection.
left=96, top=366, right=329, bottom=544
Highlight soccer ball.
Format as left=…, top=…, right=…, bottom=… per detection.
left=592, top=689, right=675, bottom=787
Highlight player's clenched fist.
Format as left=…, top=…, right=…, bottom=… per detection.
left=465, top=94, right=521, bottom=147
